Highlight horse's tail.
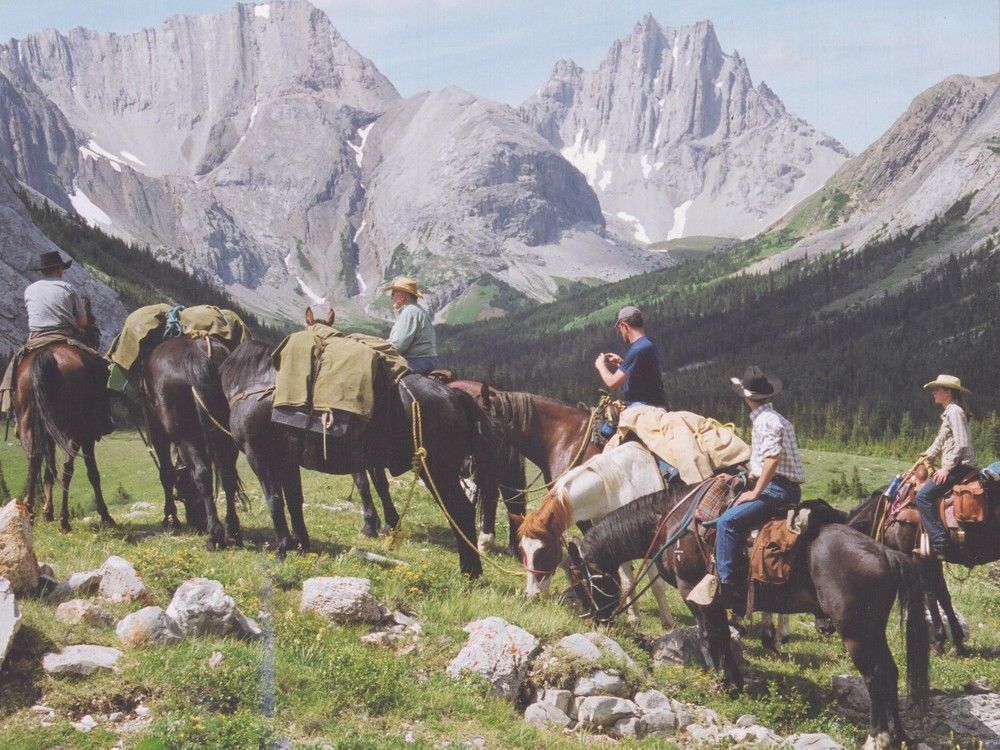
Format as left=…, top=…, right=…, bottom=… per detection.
left=887, top=548, right=930, bottom=705
left=458, top=389, right=502, bottom=511
left=183, top=348, right=248, bottom=506
left=27, top=349, right=75, bottom=457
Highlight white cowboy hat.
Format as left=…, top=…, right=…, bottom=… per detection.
left=923, top=374, right=970, bottom=394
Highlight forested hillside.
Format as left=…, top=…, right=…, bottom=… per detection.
left=440, top=196, right=1000, bottom=455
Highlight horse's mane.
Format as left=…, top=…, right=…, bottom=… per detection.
left=489, top=390, right=537, bottom=434
left=578, top=487, right=677, bottom=570
left=220, top=339, right=273, bottom=388
left=518, top=487, right=572, bottom=540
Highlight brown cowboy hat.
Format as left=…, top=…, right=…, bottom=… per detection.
left=32, top=250, right=72, bottom=272
left=383, top=276, right=422, bottom=298
left=730, top=365, right=783, bottom=400
left=923, top=374, right=971, bottom=395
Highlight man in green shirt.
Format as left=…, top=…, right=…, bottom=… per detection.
left=384, top=277, right=438, bottom=374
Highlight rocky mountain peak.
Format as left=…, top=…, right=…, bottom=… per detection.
left=520, top=15, right=849, bottom=243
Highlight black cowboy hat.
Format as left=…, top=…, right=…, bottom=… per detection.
left=31, top=250, right=72, bottom=272
left=730, top=365, right=782, bottom=400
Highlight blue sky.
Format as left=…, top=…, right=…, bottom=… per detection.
left=2, top=1, right=997, bottom=152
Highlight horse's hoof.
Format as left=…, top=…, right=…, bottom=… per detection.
left=101, top=516, right=117, bottom=528
left=949, top=645, right=966, bottom=658
left=44, top=512, right=54, bottom=523
left=933, top=643, right=945, bottom=656
left=60, top=522, right=71, bottom=534
left=361, top=524, right=379, bottom=538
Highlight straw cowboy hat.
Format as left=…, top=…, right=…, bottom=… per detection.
left=730, top=365, right=783, bottom=400
left=383, top=276, right=422, bottom=298
left=31, top=250, right=72, bottom=272
left=923, top=374, right=971, bottom=394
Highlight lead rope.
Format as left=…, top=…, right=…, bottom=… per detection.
left=395, top=379, right=523, bottom=578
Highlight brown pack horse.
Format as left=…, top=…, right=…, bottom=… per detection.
left=849, top=480, right=1000, bottom=655
left=14, top=337, right=116, bottom=530
left=566, top=486, right=929, bottom=749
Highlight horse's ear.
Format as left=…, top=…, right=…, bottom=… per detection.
left=480, top=382, right=492, bottom=407
left=325, top=308, right=335, bottom=326
left=508, top=512, right=524, bottom=525
left=305, top=306, right=315, bottom=326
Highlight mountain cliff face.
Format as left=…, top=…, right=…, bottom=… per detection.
left=520, top=15, right=850, bottom=244
left=749, top=73, right=1000, bottom=275
left=0, top=169, right=125, bottom=350
left=0, top=1, right=667, bottom=322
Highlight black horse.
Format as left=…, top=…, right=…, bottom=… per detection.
left=219, top=340, right=498, bottom=576
left=352, top=468, right=400, bottom=538
left=566, top=486, right=929, bottom=748
left=140, top=336, right=245, bottom=549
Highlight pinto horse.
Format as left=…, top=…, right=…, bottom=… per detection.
left=517, top=442, right=676, bottom=628
left=567, top=486, right=929, bottom=749
left=14, top=340, right=116, bottom=530
left=140, top=335, right=245, bottom=549
left=849, top=482, right=1000, bottom=655
left=219, top=336, right=499, bottom=576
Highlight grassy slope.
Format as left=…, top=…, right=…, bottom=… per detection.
left=1, top=434, right=998, bottom=749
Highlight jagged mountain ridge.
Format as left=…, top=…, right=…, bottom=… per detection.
left=520, top=15, right=850, bottom=244
left=0, top=0, right=670, bottom=323
left=749, top=72, right=1000, bottom=275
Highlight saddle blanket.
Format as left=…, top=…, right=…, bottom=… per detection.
left=555, top=442, right=665, bottom=515
left=605, top=406, right=750, bottom=484
left=271, top=324, right=408, bottom=421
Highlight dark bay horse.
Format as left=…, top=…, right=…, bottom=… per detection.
left=14, top=341, right=116, bottom=529
left=219, top=340, right=497, bottom=576
left=849, top=484, right=1000, bottom=655
left=140, top=335, right=244, bottom=549
left=564, top=486, right=929, bottom=748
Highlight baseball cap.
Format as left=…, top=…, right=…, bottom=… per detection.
left=614, top=305, right=640, bottom=326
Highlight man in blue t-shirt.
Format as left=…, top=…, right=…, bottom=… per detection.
left=593, top=305, right=668, bottom=407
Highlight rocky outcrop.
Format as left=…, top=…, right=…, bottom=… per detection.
left=42, top=644, right=124, bottom=675
left=446, top=616, right=540, bottom=700
left=116, top=606, right=184, bottom=648
left=300, top=576, right=388, bottom=624
left=520, top=15, right=849, bottom=243
left=0, top=577, right=21, bottom=668
left=166, top=578, right=261, bottom=639
left=0, top=500, right=39, bottom=594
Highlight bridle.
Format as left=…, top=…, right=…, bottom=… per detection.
left=567, top=555, right=619, bottom=620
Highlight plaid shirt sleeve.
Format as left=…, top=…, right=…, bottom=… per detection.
left=756, top=415, right=783, bottom=459
left=941, top=404, right=973, bottom=470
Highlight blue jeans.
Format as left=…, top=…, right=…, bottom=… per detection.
left=406, top=356, right=439, bottom=375
left=915, top=468, right=961, bottom=551
left=715, top=478, right=800, bottom=585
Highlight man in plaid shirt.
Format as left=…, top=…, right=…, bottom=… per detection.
left=714, top=366, right=805, bottom=610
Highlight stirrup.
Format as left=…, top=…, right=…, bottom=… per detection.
left=687, top=573, right=718, bottom=605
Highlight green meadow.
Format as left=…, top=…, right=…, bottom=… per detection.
left=0, top=433, right=997, bottom=749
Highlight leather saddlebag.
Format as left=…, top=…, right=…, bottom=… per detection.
left=953, top=480, right=988, bottom=524
left=750, top=519, right=801, bottom=585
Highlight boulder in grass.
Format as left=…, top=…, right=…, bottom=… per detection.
left=524, top=701, right=572, bottom=729
left=649, top=624, right=742, bottom=668
left=575, top=696, right=639, bottom=729
left=0, top=500, right=39, bottom=594
left=551, top=631, right=635, bottom=669
left=42, top=644, right=123, bottom=675
left=166, top=578, right=261, bottom=639
left=98, top=556, right=149, bottom=604
left=55, top=599, right=115, bottom=628
left=0, top=577, right=21, bottom=668
left=116, top=607, right=183, bottom=648
left=786, top=733, right=848, bottom=750
left=446, top=617, right=540, bottom=700
left=300, top=577, right=388, bottom=624
left=48, top=570, right=103, bottom=603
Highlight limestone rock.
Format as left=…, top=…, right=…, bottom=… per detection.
left=643, top=709, right=677, bottom=736
left=575, top=696, right=639, bottom=729
left=446, top=616, right=540, bottom=700
left=650, top=624, right=742, bottom=668
left=166, top=578, right=261, bottom=639
left=550, top=631, right=635, bottom=668
left=786, top=733, right=848, bottom=750
left=634, top=689, right=671, bottom=714
left=831, top=674, right=869, bottom=715
left=524, top=701, right=571, bottom=729
left=98, top=556, right=149, bottom=604
left=72, top=714, right=98, bottom=732
left=573, top=670, right=628, bottom=697
left=534, top=688, right=572, bottom=715
left=612, top=716, right=644, bottom=738
left=0, top=577, right=21, bottom=668
left=0, top=500, right=39, bottom=594
left=48, top=570, right=103, bottom=603
left=116, top=606, right=183, bottom=648
left=55, top=599, right=114, bottom=628
left=42, top=644, right=124, bottom=675
left=300, top=577, right=388, bottom=624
